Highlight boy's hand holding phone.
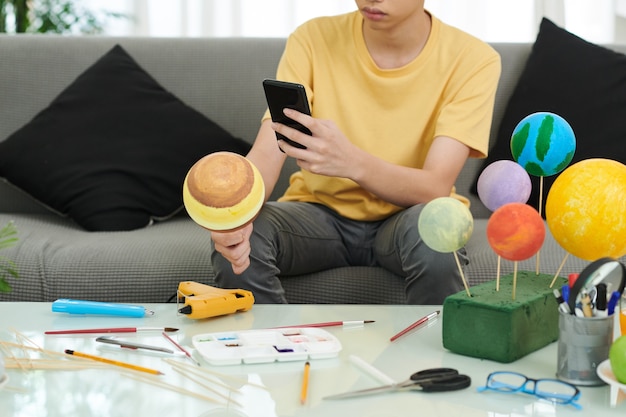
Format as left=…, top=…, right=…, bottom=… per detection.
left=263, top=79, right=312, bottom=150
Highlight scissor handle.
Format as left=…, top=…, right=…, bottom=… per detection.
left=420, top=374, right=472, bottom=392
left=410, top=367, right=458, bottom=382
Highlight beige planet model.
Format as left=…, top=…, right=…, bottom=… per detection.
left=183, top=152, right=265, bottom=231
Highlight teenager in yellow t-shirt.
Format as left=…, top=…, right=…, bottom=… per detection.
left=210, top=1, right=501, bottom=304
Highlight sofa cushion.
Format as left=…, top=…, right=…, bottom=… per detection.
left=0, top=44, right=250, bottom=231
left=471, top=18, right=626, bottom=216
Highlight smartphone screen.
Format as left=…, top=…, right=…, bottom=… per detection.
left=262, top=79, right=312, bottom=149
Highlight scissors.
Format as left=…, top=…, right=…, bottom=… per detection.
left=323, top=367, right=471, bottom=400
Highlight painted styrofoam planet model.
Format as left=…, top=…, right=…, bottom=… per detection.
left=418, top=197, right=474, bottom=253
left=511, top=112, right=576, bottom=177
left=486, top=202, right=545, bottom=261
left=183, top=152, right=265, bottom=231
left=477, top=160, right=532, bottom=212
left=545, top=158, right=626, bottom=261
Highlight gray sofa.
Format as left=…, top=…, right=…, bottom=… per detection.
left=0, top=36, right=619, bottom=304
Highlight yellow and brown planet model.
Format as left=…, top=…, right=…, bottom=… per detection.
left=183, top=152, right=265, bottom=231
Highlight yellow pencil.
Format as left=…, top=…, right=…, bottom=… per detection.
left=65, top=349, right=163, bottom=375
left=300, top=361, right=310, bottom=404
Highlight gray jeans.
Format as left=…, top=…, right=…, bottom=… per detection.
left=211, top=201, right=467, bottom=304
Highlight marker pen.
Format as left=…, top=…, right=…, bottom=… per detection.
left=607, top=291, right=621, bottom=316
left=595, top=283, right=608, bottom=317
left=553, top=289, right=571, bottom=314
left=561, top=284, right=570, bottom=305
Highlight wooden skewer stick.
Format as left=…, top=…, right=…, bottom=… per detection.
left=5, top=358, right=105, bottom=370
left=453, top=251, right=472, bottom=297
left=172, top=365, right=234, bottom=391
left=550, top=253, right=570, bottom=288
left=1, top=337, right=71, bottom=372
left=176, top=364, right=242, bottom=394
left=171, top=367, right=242, bottom=407
left=124, top=373, right=226, bottom=405
left=512, top=261, right=518, bottom=300
left=164, top=358, right=269, bottom=391
left=535, top=177, right=544, bottom=275
left=496, top=255, right=501, bottom=291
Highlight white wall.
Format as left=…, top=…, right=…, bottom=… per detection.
left=85, top=0, right=626, bottom=44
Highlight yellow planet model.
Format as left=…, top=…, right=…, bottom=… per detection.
left=183, top=152, right=265, bottom=231
left=546, top=158, right=626, bottom=261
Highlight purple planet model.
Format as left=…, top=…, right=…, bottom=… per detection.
left=477, top=160, right=532, bottom=212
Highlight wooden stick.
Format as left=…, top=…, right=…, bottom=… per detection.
left=512, top=261, right=518, bottom=300
left=0, top=329, right=67, bottom=371
left=175, top=364, right=239, bottom=393
left=124, top=373, right=226, bottom=405
left=0, top=341, right=26, bottom=371
left=0, top=340, right=67, bottom=357
left=535, top=177, right=544, bottom=275
left=5, top=358, right=105, bottom=370
left=12, top=328, right=42, bottom=351
left=171, top=367, right=242, bottom=407
left=496, top=255, right=501, bottom=291
left=7, top=329, right=42, bottom=371
left=550, top=253, right=569, bottom=288
left=535, top=250, right=541, bottom=275
left=164, top=358, right=269, bottom=391
left=453, top=251, right=472, bottom=297
left=0, top=384, right=29, bottom=394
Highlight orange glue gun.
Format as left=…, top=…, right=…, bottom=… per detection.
left=176, top=281, right=254, bottom=319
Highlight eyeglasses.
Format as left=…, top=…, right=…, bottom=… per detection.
left=477, top=371, right=582, bottom=410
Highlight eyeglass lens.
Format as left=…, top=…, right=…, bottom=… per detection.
left=487, top=372, right=579, bottom=403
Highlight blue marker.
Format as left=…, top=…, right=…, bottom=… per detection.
left=561, top=284, right=570, bottom=304
left=607, top=291, right=621, bottom=316
left=52, top=299, right=154, bottom=317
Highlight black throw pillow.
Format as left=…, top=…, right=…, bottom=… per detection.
left=0, top=45, right=251, bottom=231
left=471, top=18, right=626, bottom=216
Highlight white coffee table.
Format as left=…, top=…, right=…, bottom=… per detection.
left=0, top=302, right=624, bottom=416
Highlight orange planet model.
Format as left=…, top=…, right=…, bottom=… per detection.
left=183, top=152, right=265, bottom=231
left=486, top=202, right=545, bottom=261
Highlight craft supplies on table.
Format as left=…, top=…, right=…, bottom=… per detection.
left=192, top=328, right=342, bottom=365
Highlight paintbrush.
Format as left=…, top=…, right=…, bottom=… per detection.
left=44, top=327, right=179, bottom=335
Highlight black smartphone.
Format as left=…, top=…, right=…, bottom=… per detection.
left=262, top=79, right=312, bottom=149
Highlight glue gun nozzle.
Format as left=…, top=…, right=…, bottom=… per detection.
left=178, top=305, right=192, bottom=315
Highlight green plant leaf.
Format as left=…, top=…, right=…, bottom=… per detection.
left=0, top=221, right=19, bottom=292
left=0, top=278, right=11, bottom=293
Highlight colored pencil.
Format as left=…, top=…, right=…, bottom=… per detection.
left=65, top=349, right=163, bottom=375
left=300, top=361, right=310, bottom=405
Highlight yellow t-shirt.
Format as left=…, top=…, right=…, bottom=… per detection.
left=266, top=11, right=501, bottom=221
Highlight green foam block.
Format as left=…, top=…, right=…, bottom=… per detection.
left=442, top=272, right=567, bottom=363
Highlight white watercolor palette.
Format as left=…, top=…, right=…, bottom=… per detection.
left=192, top=328, right=342, bottom=365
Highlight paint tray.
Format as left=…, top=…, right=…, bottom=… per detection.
left=192, top=328, right=342, bottom=365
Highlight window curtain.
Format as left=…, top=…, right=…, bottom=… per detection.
left=93, top=0, right=622, bottom=43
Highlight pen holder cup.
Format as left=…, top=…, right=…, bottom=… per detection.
left=556, top=311, right=613, bottom=386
